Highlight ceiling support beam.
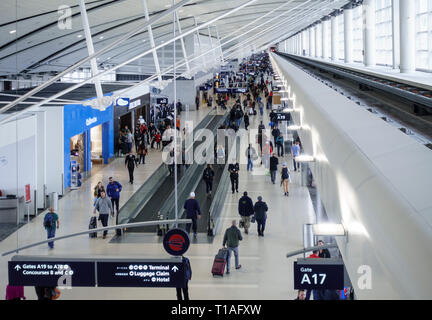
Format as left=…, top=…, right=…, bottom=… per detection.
left=176, top=12, right=190, bottom=74
left=142, top=0, right=163, bottom=83
left=78, top=0, right=104, bottom=109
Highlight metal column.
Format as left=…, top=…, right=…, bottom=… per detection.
left=78, top=0, right=103, bottom=107
left=331, top=15, right=339, bottom=61
left=176, top=12, right=191, bottom=74
left=363, top=0, right=376, bottom=67
left=142, top=0, right=163, bottom=83
left=400, top=0, right=416, bottom=73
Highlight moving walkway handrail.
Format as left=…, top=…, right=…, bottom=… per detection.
left=286, top=244, right=339, bottom=259
left=1, top=219, right=192, bottom=257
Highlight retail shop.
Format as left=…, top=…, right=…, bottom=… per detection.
left=114, top=93, right=150, bottom=155
left=64, top=101, right=114, bottom=189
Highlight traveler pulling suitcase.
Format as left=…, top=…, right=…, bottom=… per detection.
left=89, top=216, right=97, bottom=238
left=212, top=248, right=228, bottom=276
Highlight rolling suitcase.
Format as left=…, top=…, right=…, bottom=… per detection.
left=89, top=216, right=97, bottom=238
left=212, top=248, right=228, bottom=276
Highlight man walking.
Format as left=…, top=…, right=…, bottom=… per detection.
left=106, top=177, right=122, bottom=216
left=93, top=191, right=113, bottom=239
left=253, top=196, right=268, bottom=237
left=183, top=192, right=201, bottom=238
left=176, top=256, right=192, bottom=300
left=43, top=207, right=59, bottom=249
left=269, top=153, right=279, bottom=184
left=291, top=140, right=301, bottom=172
left=125, top=152, right=138, bottom=184
left=228, top=160, right=240, bottom=194
left=222, top=220, right=243, bottom=274
left=202, top=164, right=215, bottom=197
left=238, top=191, right=254, bottom=234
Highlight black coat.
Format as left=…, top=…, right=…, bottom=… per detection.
left=253, top=201, right=268, bottom=220
left=270, top=156, right=279, bottom=171
left=238, top=196, right=254, bottom=217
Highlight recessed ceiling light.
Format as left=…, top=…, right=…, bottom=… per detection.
left=99, top=36, right=104, bottom=39
left=77, top=34, right=82, bottom=38
left=9, top=30, right=16, bottom=34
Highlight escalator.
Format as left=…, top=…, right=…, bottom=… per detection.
left=127, top=115, right=225, bottom=233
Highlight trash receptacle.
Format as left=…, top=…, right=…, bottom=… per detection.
left=49, top=192, right=58, bottom=211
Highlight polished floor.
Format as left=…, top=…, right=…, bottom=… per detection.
left=0, top=89, right=317, bottom=300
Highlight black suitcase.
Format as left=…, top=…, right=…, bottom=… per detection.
left=89, top=216, right=97, bottom=238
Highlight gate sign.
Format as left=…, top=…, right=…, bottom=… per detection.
left=294, top=262, right=344, bottom=290
left=163, top=228, right=190, bottom=256
left=275, top=113, right=291, bottom=122
left=156, top=98, right=168, bottom=105
left=8, top=261, right=96, bottom=287
left=97, top=261, right=185, bottom=288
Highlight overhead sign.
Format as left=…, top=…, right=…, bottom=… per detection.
left=163, top=229, right=190, bottom=256
left=128, top=99, right=141, bottom=110
left=8, top=261, right=96, bottom=287
left=156, top=98, right=168, bottom=105
left=272, top=86, right=281, bottom=92
left=275, top=113, right=291, bottom=122
left=233, top=88, right=248, bottom=94
left=97, top=261, right=185, bottom=288
left=294, top=262, right=344, bottom=290
left=215, top=88, right=229, bottom=94
left=116, top=97, right=130, bottom=107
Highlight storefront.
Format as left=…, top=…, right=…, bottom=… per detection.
left=114, top=93, right=150, bottom=155
left=64, top=101, right=114, bottom=189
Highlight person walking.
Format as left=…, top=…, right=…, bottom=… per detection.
left=291, top=140, right=301, bottom=172
left=253, top=196, right=268, bottom=237
left=247, top=144, right=254, bottom=172
left=269, top=153, right=279, bottom=184
left=276, top=134, right=284, bottom=157
left=125, top=152, right=138, bottom=184
left=106, top=177, right=122, bottom=218
left=137, top=142, right=147, bottom=164
left=281, top=162, right=290, bottom=196
left=175, top=256, right=192, bottom=300
left=43, top=207, right=59, bottom=249
left=243, top=113, right=249, bottom=130
left=271, top=126, right=280, bottom=147
left=228, top=160, right=240, bottom=194
left=93, top=182, right=105, bottom=205
left=93, top=191, right=113, bottom=239
left=238, top=191, right=254, bottom=234
left=183, top=192, right=201, bottom=238
left=222, top=220, right=243, bottom=274
left=202, top=164, right=215, bottom=197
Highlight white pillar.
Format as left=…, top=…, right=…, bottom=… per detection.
left=344, top=8, right=353, bottom=63
left=309, top=27, right=314, bottom=57
left=315, top=24, right=320, bottom=58
left=363, top=0, right=376, bottom=67
left=331, top=16, right=339, bottom=61
left=322, top=19, right=328, bottom=59
left=399, top=0, right=415, bottom=73
left=392, top=0, right=400, bottom=69
left=300, top=32, right=304, bottom=55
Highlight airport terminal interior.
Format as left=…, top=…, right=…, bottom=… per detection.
left=0, top=0, right=431, bottom=302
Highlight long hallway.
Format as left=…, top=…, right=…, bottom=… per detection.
left=0, top=94, right=317, bottom=300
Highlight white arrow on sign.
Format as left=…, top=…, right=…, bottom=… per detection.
left=14, top=265, right=21, bottom=271
left=172, top=266, right=179, bottom=272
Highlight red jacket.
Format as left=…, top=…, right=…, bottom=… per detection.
left=308, top=253, right=320, bottom=259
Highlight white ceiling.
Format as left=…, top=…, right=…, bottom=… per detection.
left=0, top=0, right=350, bottom=76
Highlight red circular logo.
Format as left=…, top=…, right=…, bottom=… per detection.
left=168, top=234, right=186, bottom=252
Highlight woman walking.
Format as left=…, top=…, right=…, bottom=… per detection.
left=281, top=163, right=290, bottom=197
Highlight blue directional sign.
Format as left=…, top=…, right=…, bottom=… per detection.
left=97, top=261, right=185, bottom=288
left=8, top=261, right=96, bottom=287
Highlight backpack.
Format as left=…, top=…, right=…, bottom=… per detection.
left=183, top=257, right=192, bottom=280
left=44, top=213, right=54, bottom=229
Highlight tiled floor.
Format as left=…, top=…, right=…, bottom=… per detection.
left=0, top=85, right=317, bottom=300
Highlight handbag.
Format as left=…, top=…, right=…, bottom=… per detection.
left=239, top=219, right=244, bottom=228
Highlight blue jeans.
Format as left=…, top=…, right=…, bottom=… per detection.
left=47, top=228, right=56, bottom=248
left=270, top=170, right=277, bottom=184
left=247, top=158, right=253, bottom=171
left=226, top=246, right=240, bottom=272
left=259, top=107, right=263, bottom=115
